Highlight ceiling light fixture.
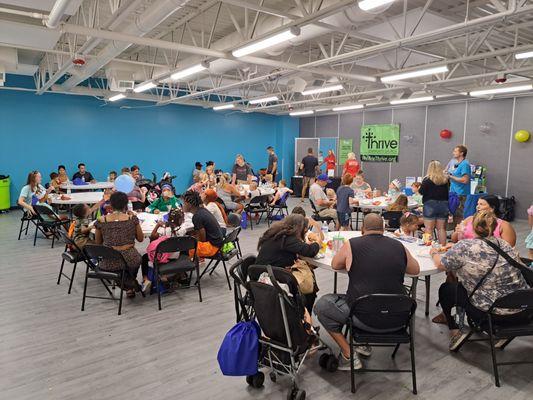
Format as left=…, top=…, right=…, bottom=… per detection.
left=170, top=62, right=209, bottom=81
left=381, top=65, right=448, bottom=82
left=469, top=84, right=533, bottom=97
left=109, top=93, right=126, bottom=102
left=332, top=104, right=364, bottom=112
left=389, top=96, right=434, bottom=105
left=249, top=95, right=279, bottom=105
left=358, top=0, right=396, bottom=12
left=515, top=51, right=533, bottom=60
left=213, top=103, right=235, bottom=111
left=133, top=82, right=157, bottom=93
left=232, top=27, right=300, bottom=58
left=301, top=84, right=344, bottom=96
left=289, top=110, right=314, bottom=116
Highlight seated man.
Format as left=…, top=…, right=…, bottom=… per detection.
left=72, top=163, right=96, bottom=183
left=182, top=190, right=224, bottom=258
left=314, top=214, right=420, bottom=371
left=309, top=174, right=339, bottom=229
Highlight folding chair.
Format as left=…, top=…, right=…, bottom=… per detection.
left=18, top=210, right=37, bottom=240
left=57, top=230, right=88, bottom=294
left=347, top=294, right=417, bottom=394
left=153, top=236, right=201, bottom=310
left=452, top=289, right=533, bottom=387
left=309, top=199, right=334, bottom=225
left=82, top=245, right=137, bottom=316
left=245, top=195, right=270, bottom=230
left=381, top=210, right=404, bottom=232
left=229, top=255, right=257, bottom=323
left=200, top=228, right=242, bottom=290
left=33, top=204, right=70, bottom=248
left=267, top=192, right=289, bottom=222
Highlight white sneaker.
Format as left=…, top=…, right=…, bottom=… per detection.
left=354, top=344, right=372, bottom=357
left=337, top=353, right=363, bottom=371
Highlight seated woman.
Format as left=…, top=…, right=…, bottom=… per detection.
left=387, top=194, right=409, bottom=212
left=431, top=210, right=529, bottom=350
left=147, top=184, right=179, bottom=214
left=57, top=165, right=70, bottom=185
left=127, top=184, right=148, bottom=211
left=270, top=179, right=293, bottom=205
left=188, top=173, right=208, bottom=193
left=452, top=194, right=516, bottom=247
left=255, top=214, right=322, bottom=314
left=94, top=191, right=144, bottom=298
left=203, top=189, right=228, bottom=236
left=18, top=171, right=54, bottom=216
left=216, top=173, right=244, bottom=213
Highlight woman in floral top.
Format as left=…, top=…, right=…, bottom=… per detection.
left=431, top=210, right=529, bottom=350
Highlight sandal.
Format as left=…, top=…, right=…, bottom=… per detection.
left=126, top=290, right=135, bottom=298
left=432, top=312, right=447, bottom=325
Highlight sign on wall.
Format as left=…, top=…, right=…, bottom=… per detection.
left=360, top=124, right=400, bottom=162
left=338, top=138, right=353, bottom=164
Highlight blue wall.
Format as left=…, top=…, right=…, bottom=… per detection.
left=0, top=85, right=298, bottom=206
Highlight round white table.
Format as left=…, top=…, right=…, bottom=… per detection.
left=303, top=231, right=442, bottom=316
left=355, top=195, right=419, bottom=211
left=237, top=184, right=275, bottom=197
left=136, top=211, right=194, bottom=237
left=49, top=192, right=104, bottom=205
left=60, top=182, right=114, bottom=191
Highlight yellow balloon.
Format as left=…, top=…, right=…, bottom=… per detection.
left=515, top=130, right=530, bottom=143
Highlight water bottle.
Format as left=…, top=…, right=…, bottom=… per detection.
left=127, top=201, right=133, bottom=212
left=321, top=221, right=329, bottom=237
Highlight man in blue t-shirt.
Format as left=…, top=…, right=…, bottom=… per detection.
left=447, top=145, right=471, bottom=224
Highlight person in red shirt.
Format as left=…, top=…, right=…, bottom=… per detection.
left=321, top=149, right=337, bottom=175
left=342, top=152, right=360, bottom=177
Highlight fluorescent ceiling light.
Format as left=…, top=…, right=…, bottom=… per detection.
left=232, top=27, right=300, bottom=58
left=301, top=84, right=344, bottom=96
left=170, top=63, right=208, bottom=81
left=249, top=96, right=279, bottom=105
left=133, top=82, right=157, bottom=93
left=358, top=0, right=395, bottom=11
left=213, top=103, right=235, bottom=111
left=469, top=84, right=533, bottom=97
left=290, top=110, right=314, bottom=116
left=381, top=65, right=448, bottom=82
left=332, top=104, right=364, bottom=112
left=109, top=93, right=126, bottom=102
left=390, top=96, right=434, bottom=105
left=515, top=51, right=533, bottom=60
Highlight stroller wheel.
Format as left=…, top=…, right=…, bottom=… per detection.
left=246, top=371, right=264, bottom=388
left=269, top=372, right=277, bottom=383
left=318, top=353, right=329, bottom=368
left=326, top=355, right=339, bottom=372
left=287, top=387, right=306, bottom=400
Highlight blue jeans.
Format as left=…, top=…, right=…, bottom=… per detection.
left=423, top=200, right=449, bottom=221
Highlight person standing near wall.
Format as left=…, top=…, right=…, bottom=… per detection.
left=321, top=149, right=337, bottom=177
left=300, top=148, right=319, bottom=201
left=266, top=146, right=278, bottom=181
left=342, top=152, right=360, bottom=177
left=447, top=145, right=471, bottom=225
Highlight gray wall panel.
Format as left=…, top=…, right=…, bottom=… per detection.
left=425, top=102, right=466, bottom=171
left=315, top=114, right=338, bottom=138
left=508, top=97, right=533, bottom=217
left=393, top=107, right=427, bottom=181
left=360, top=110, right=393, bottom=191
left=465, top=98, right=513, bottom=197
left=299, top=117, right=315, bottom=138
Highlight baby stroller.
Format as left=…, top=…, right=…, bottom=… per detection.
left=231, top=259, right=335, bottom=400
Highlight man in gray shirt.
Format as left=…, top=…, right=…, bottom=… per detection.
left=266, top=146, right=278, bottom=181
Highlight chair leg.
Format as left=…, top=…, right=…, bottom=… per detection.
left=487, top=317, right=501, bottom=387
left=349, top=324, right=356, bottom=394
left=118, top=271, right=125, bottom=316
left=425, top=275, right=431, bottom=317
left=51, top=230, right=56, bottom=248
left=68, top=262, right=77, bottom=294
left=57, top=259, right=66, bottom=285
left=208, top=259, right=218, bottom=276
left=391, top=343, right=400, bottom=358
left=222, top=261, right=232, bottom=291
left=18, top=219, right=25, bottom=240
left=410, top=330, right=417, bottom=395
left=196, top=265, right=203, bottom=302
left=157, top=269, right=162, bottom=311
left=25, top=219, right=31, bottom=235
left=33, top=224, right=38, bottom=246
left=81, top=265, right=89, bottom=311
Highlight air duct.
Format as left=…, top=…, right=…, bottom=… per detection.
left=46, top=0, right=73, bottom=29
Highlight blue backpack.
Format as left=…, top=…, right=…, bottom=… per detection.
left=448, top=192, right=460, bottom=215
left=217, top=320, right=260, bottom=376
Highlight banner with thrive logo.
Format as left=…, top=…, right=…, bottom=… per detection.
left=360, top=124, right=400, bottom=162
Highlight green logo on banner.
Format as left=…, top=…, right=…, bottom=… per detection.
left=338, top=138, right=353, bottom=164
left=360, top=124, right=400, bottom=162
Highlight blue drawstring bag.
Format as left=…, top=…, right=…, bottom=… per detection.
left=72, top=178, right=88, bottom=186
left=217, top=320, right=260, bottom=376
left=448, top=192, right=460, bottom=215
left=240, top=212, right=248, bottom=230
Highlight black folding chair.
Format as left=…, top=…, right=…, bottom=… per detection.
left=200, top=228, right=242, bottom=290
left=452, top=289, right=533, bottom=387
left=381, top=210, right=404, bottom=231
left=82, top=245, right=134, bottom=316
left=33, top=204, right=70, bottom=248
left=229, top=255, right=257, bottom=323
left=153, top=236, right=201, bottom=310
left=268, top=192, right=290, bottom=222
left=57, top=230, right=89, bottom=294
left=245, top=195, right=270, bottom=229
left=18, top=210, right=37, bottom=240
left=348, top=294, right=417, bottom=394
left=309, top=199, right=334, bottom=225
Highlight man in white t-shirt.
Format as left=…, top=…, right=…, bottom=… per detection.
left=309, top=174, right=339, bottom=229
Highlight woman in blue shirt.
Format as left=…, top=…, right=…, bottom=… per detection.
left=447, top=145, right=471, bottom=225
left=18, top=171, right=54, bottom=216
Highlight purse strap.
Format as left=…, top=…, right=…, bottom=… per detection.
left=468, top=245, right=499, bottom=301
left=481, top=238, right=533, bottom=287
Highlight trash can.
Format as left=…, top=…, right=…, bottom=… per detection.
left=0, top=176, right=10, bottom=211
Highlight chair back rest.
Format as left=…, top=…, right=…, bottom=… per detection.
left=223, top=227, right=241, bottom=244
left=249, top=194, right=269, bottom=206
left=58, top=230, right=84, bottom=254
left=34, top=204, right=58, bottom=221
left=229, top=255, right=257, bottom=286
left=83, top=244, right=128, bottom=270
left=278, top=192, right=290, bottom=206
left=381, top=211, right=404, bottom=229
left=155, top=236, right=197, bottom=255
left=350, top=294, right=416, bottom=331
left=491, top=289, right=533, bottom=317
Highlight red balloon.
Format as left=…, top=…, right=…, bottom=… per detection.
left=440, top=129, right=452, bottom=139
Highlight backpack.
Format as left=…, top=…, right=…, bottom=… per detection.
left=217, top=320, right=261, bottom=376
left=146, top=236, right=170, bottom=264
left=497, top=195, right=515, bottom=222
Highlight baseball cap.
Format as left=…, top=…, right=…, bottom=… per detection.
left=195, top=161, right=203, bottom=167
left=317, top=174, right=332, bottom=183
left=206, top=160, right=215, bottom=166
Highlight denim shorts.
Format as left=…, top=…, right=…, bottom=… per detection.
left=337, top=211, right=351, bottom=227
left=423, top=199, right=449, bottom=221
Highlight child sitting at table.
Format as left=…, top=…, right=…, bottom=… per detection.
left=387, top=194, right=409, bottom=212
left=147, top=184, right=180, bottom=214
left=107, top=171, right=117, bottom=182
left=70, top=202, right=104, bottom=249
left=326, top=188, right=337, bottom=202
left=188, top=173, right=207, bottom=193
left=248, top=182, right=261, bottom=199
left=394, top=212, right=419, bottom=237
left=411, top=182, right=422, bottom=204
left=270, top=179, right=293, bottom=205
left=350, top=170, right=372, bottom=197
left=388, top=178, right=402, bottom=198
left=261, top=174, right=276, bottom=189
